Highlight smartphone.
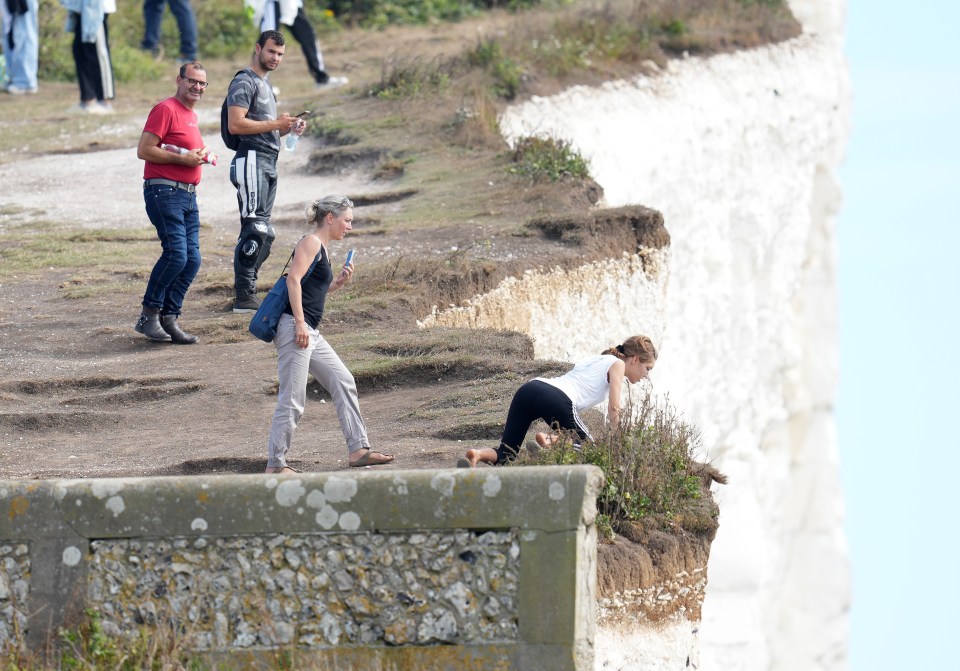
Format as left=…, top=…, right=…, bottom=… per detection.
left=344, top=249, right=355, bottom=267
left=296, top=110, right=312, bottom=118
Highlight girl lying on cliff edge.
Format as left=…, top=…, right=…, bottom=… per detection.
left=456, top=335, right=657, bottom=468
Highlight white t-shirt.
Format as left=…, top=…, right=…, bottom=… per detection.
left=537, top=354, right=619, bottom=411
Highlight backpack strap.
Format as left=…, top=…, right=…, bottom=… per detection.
left=232, top=69, right=257, bottom=116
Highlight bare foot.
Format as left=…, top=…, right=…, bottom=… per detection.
left=535, top=432, right=556, bottom=449
left=265, top=466, right=301, bottom=474
left=349, top=448, right=395, bottom=467
left=462, top=449, right=481, bottom=468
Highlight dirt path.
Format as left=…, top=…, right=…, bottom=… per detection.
left=0, top=113, right=494, bottom=479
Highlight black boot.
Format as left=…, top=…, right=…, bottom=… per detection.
left=160, top=314, right=199, bottom=345
left=232, top=293, right=261, bottom=314
left=135, top=307, right=172, bottom=342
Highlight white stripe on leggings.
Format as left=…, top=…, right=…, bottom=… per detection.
left=95, top=24, right=114, bottom=100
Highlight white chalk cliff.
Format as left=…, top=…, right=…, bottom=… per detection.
left=422, top=0, right=851, bottom=668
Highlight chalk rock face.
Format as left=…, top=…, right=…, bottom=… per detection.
left=426, top=0, right=851, bottom=669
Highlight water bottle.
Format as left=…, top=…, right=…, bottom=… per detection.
left=285, top=115, right=307, bottom=152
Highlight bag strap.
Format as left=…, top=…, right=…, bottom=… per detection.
left=278, top=236, right=323, bottom=282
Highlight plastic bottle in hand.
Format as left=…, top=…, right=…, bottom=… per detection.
left=285, top=114, right=308, bottom=151
left=161, top=143, right=217, bottom=166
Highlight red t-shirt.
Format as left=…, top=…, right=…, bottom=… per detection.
left=142, top=97, right=204, bottom=185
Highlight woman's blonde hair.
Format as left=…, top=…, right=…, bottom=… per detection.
left=306, top=195, right=354, bottom=226
left=602, top=335, right=657, bottom=363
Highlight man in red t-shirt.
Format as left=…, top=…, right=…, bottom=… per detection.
left=135, top=62, right=213, bottom=344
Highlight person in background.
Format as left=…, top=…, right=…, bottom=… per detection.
left=226, top=30, right=304, bottom=313
left=135, top=62, right=212, bottom=345
left=458, top=335, right=658, bottom=468
left=245, top=0, right=347, bottom=89
left=60, top=0, right=115, bottom=114
left=140, top=0, right=198, bottom=65
left=1, top=0, right=39, bottom=95
left=265, top=196, right=393, bottom=474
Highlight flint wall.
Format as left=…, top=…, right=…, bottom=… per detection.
left=0, top=466, right=602, bottom=670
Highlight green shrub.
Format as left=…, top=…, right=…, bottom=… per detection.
left=523, top=395, right=709, bottom=538
left=0, top=609, right=209, bottom=671
left=193, top=2, right=258, bottom=59
left=468, top=39, right=522, bottom=99
left=661, top=18, right=686, bottom=36
left=507, top=135, right=590, bottom=181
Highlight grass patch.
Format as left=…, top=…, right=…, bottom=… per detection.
left=0, top=608, right=207, bottom=671
left=467, top=39, right=523, bottom=100
left=370, top=56, right=456, bottom=99
left=507, top=135, right=590, bottom=181
left=521, top=395, right=726, bottom=540
left=0, top=228, right=157, bottom=278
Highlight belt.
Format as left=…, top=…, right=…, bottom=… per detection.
left=144, top=178, right=197, bottom=193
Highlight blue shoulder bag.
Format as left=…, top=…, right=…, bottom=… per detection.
left=248, top=240, right=321, bottom=343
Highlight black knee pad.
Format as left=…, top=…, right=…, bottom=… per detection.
left=237, top=236, right=260, bottom=268
left=236, top=222, right=275, bottom=269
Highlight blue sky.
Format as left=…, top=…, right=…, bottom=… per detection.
left=838, top=1, right=960, bottom=669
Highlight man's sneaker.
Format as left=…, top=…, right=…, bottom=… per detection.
left=316, top=76, right=348, bottom=90
left=233, top=295, right=261, bottom=313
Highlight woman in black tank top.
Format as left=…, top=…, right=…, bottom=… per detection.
left=264, top=196, right=395, bottom=474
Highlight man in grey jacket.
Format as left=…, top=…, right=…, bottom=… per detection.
left=225, top=30, right=304, bottom=313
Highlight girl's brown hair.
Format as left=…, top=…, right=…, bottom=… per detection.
left=602, top=335, right=657, bottom=363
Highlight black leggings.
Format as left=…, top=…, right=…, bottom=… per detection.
left=71, top=12, right=114, bottom=102
left=495, top=380, right=589, bottom=465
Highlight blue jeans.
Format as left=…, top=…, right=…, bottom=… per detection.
left=2, top=0, right=39, bottom=90
left=142, top=184, right=201, bottom=315
left=141, top=0, right=197, bottom=60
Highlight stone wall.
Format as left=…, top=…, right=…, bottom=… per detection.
left=0, top=466, right=602, bottom=669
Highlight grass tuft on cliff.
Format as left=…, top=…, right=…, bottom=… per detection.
left=520, top=394, right=728, bottom=540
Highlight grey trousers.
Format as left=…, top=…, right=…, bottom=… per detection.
left=267, top=314, right=368, bottom=468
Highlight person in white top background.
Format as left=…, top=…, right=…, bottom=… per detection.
left=458, top=335, right=657, bottom=468
left=59, top=0, right=115, bottom=113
